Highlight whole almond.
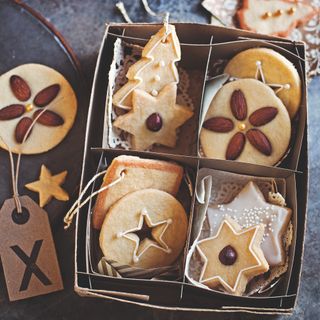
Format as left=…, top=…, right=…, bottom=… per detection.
left=0, top=104, right=25, bottom=120
left=33, top=84, right=60, bottom=107
left=33, top=110, right=64, bottom=126
left=203, top=117, right=234, bottom=132
left=230, top=89, right=247, bottom=121
left=15, top=117, right=33, bottom=143
left=10, top=75, right=31, bottom=102
left=246, top=129, right=272, bottom=156
left=226, top=132, right=245, bottom=160
left=249, top=107, right=278, bottom=126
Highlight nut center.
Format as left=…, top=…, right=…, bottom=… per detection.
left=238, top=123, right=246, bottom=131
left=25, top=103, right=34, bottom=113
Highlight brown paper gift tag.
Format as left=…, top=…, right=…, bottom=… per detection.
left=0, top=196, right=63, bottom=301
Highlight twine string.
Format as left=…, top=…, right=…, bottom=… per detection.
left=116, top=0, right=170, bottom=29
left=0, top=96, right=64, bottom=213
left=255, top=61, right=290, bottom=94
left=116, top=2, right=133, bottom=23
left=64, top=170, right=126, bottom=230
left=0, top=136, right=22, bottom=212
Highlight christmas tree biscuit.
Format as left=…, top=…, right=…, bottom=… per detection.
left=113, top=24, right=181, bottom=110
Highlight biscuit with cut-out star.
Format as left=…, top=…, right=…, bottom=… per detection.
left=25, top=165, right=69, bottom=207
left=197, top=217, right=269, bottom=295
left=113, top=83, right=193, bottom=150
left=100, top=189, right=188, bottom=268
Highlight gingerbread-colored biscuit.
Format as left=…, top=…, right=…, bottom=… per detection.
left=100, top=189, right=188, bottom=269
left=93, top=155, right=184, bottom=229
left=224, top=48, right=301, bottom=119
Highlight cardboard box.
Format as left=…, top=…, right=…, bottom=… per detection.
left=74, top=23, right=308, bottom=315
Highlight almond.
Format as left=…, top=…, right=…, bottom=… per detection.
left=230, top=89, right=247, bottom=121
left=33, top=84, right=60, bottom=107
left=10, top=75, right=31, bottom=102
left=249, top=107, right=278, bottom=126
left=226, top=132, right=245, bottom=160
left=246, top=129, right=272, bottom=156
left=15, top=117, right=33, bottom=143
left=203, top=117, right=234, bottom=132
left=0, top=104, right=25, bottom=120
left=33, top=110, right=64, bottom=126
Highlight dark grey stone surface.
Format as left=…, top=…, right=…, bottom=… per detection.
left=1, top=0, right=319, bottom=319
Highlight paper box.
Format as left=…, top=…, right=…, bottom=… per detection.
left=74, top=23, right=308, bottom=315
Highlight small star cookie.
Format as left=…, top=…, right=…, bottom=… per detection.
left=113, top=83, right=193, bottom=150
left=197, top=217, right=269, bottom=296
left=25, top=165, right=69, bottom=207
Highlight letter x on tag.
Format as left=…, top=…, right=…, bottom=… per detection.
left=0, top=196, right=63, bottom=301
left=11, top=240, right=52, bottom=291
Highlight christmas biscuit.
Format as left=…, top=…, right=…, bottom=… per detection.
left=25, top=165, right=69, bottom=207
left=197, top=217, right=269, bottom=296
left=237, top=0, right=318, bottom=38
left=200, top=79, right=291, bottom=166
left=113, top=83, right=193, bottom=150
left=100, top=189, right=188, bottom=269
left=113, top=24, right=181, bottom=110
left=0, top=64, right=77, bottom=154
left=224, top=48, right=302, bottom=118
left=207, top=181, right=292, bottom=267
left=93, top=155, right=184, bottom=229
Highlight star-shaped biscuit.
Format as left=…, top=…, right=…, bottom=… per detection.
left=118, top=208, right=171, bottom=263
left=207, top=181, right=292, bottom=266
left=197, top=217, right=269, bottom=296
left=113, top=83, right=193, bottom=150
left=25, top=165, right=69, bottom=207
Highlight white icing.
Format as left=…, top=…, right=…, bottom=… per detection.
left=151, top=89, right=158, bottom=96
left=207, top=181, right=291, bottom=266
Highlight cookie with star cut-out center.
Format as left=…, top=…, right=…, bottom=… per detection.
left=197, top=217, right=269, bottom=296
left=113, top=83, right=193, bottom=151
left=224, top=48, right=301, bottom=118
left=99, top=189, right=188, bottom=269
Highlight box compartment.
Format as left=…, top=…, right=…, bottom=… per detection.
left=75, top=23, right=308, bottom=315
